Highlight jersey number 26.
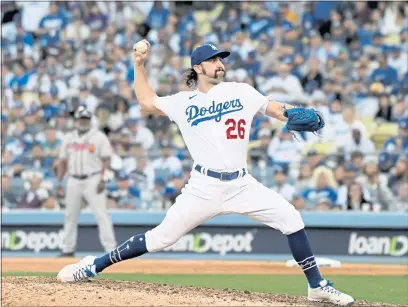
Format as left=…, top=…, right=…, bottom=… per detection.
left=225, top=119, right=246, bottom=139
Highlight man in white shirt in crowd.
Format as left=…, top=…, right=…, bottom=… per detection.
left=267, top=127, right=304, bottom=166
left=271, top=165, right=296, bottom=202
left=388, top=45, right=408, bottom=79
left=343, top=124, right=376, bottom=158
left=151, top=141, right=182, bottom=176
left=125, top=118, right=154, bottom=151
left=78, top=84, right=99, bottom=114
left=260, top=56, right=306, bottom=104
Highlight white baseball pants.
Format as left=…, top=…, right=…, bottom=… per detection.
left=62, top=175, right=117, bottom=253
left=145, top=169, right=304, bottom=252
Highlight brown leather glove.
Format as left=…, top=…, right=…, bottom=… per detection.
left=96, top=180, right=106, bottom=194
left=56, top=184, right=65, bottom=198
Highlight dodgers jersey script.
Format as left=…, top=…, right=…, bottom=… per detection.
left=156, top=82, right=268, bottom=170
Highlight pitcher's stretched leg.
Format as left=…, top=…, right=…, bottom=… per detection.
left=57, top=186, right=221, bottom=282
left=224, top=174, right=354, bottom=305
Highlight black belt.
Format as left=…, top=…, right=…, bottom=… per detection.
left=195, top=164, right=246, bottom=182
left=71, top=172, right=99, bottom=180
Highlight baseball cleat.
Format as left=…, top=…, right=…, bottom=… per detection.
left=308, top=279, right=355, bottom=305
left=57, top=256, right=97, bottom=282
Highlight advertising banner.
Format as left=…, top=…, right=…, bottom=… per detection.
left=2, top=225, right=407, bottom=258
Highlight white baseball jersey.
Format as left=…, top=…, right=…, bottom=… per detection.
left=59, top=128, right=113, bottom=176
left=155, top=82, right=269, bottom=171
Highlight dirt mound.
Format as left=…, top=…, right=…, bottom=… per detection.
left=1, top=276, right=401, bottom=307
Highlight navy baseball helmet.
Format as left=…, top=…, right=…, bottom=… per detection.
left=74, top=106, right=92, bottom=119
left=190, top=44, right=230, bottom=66
left=75, top=107, right=92, bottom=132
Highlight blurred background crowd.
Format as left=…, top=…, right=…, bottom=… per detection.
left=1, top=1, right=407, bottom=212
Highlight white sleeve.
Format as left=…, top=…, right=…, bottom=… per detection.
left=241, top=83, right=269, bottom=115
left=155, top=92, right=185, bottom=123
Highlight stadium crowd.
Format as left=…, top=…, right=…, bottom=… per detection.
left=1, top=1, right=408, bottom=212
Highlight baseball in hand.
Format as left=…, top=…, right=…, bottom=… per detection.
left=134, top=41, right=148, bottom=53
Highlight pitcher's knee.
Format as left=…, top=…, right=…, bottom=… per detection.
left=280, top=207, right=305, bottom=235
left=145, top=229, right=180, bottom=252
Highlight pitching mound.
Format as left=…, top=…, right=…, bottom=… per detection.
left=1, top=276, right=401, bottom=307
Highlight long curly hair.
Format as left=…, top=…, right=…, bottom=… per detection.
left=185, top=68, right=198, bottom=89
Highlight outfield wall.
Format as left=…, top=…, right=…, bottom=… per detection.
left=2, top=211, right=407, bottom=264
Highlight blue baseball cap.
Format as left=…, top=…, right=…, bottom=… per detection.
left=117, top=172, right=129, bottom=181
left=399, top=118, right=408, bottom=129
left=379, top=151, right=392, bottom=165
left=190, top=44, right=230, bottom=66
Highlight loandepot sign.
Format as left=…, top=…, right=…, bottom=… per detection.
left=348, top=232, right=408, bottom=257
left=164, top=231, right=255, bottom=255
left=2, top=230, right=64, bottom=253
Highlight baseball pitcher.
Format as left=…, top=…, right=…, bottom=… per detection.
left=58, top=41, right=353, bottom=305
left=57, top=107, right=117, bottom=256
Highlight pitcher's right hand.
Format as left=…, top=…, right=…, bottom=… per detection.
left=132, top=39, right=151, bottom=67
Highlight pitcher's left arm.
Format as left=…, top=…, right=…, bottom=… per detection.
left=265, top=100, right=324, bottom=133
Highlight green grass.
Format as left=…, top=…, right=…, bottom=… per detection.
left=3, top=273, right=407, bottom=305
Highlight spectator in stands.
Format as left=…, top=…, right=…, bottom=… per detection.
left=17, top=173, right=49, bottom=209
left=301, top=57, right=324, bottom=91
left=1, top=175, right=20, bottom=210
left=147, top=1, right=169, bottom=30
left=38, top=2, right=68, bottom=48
left=388, top=46, right=407, bottom=80
left=292, top=194, right=306, bottom=211
left=150, top=178, right=166, bottom=211
left=389, top=182, right=408, bottom=212
left=162, top=171, right=185, bottom=206
left=21, top=143, right=48, bottom=170
left=387, top=154, right=408, bottom=195
left=315, top=197, right=332, bottom=211
left=87, top=4, right=109, bottom=31
left=9, top=62, right=29, bottom=90
left=350, top=151, right=365, bottom=173
left=343, top=124, right=375, bottom=157
left=357, top=159, right=395, bottom=210
left=107, top=172, right=141, bottom=210
left=295, top=162, right=313, bottom=192
left=62, top=5, right=90, bottom=46
left=346, top=182, right=377, bottom=212
left=2, top=150, right=24, bottom=178
left=378, top=151, right=397, bottom=174
left=248, top=127, right=271, bottom=164
left=369, top=53, right=398, bottom=87
left=260, top=56, right=305, bottom=103
left=303, top=166, right=338, bottom=210
left=305, top=149, right=323, bottom=169
left=383, top=117, right=408, bottom=154
left=41, top=128, right=61, bottom=165
left=267, top=127, right=304, bottom=166
left=107, top=96, right=129, bottom=132
left=130, top=156, right=155, bottom=191
left=337, top=105, right=368, bottom=147
left=124, top=118, right=154, bottom=151
left=375, top=92, right=393, bottom=122
left=271, top=165, right=295, bottom=202
left=152, top=142, right=182, bottom=176
left=78, top=85, right=99, bottom=115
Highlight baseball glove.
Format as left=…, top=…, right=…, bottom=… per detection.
left=283, top=107, right=325, bottom=132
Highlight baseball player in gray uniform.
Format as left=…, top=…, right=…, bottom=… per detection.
left=57, top=107, right=117, bottom=256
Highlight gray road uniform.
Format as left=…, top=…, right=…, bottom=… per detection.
left=59, top=128, right=117, bottom=253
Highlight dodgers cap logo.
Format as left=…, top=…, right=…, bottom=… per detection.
left=191, top=44, right=231, bottom=67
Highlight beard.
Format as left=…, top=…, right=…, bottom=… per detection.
left=202, top=66, right=225, bottom=82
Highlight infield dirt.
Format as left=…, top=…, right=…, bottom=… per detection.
left=2, top=258, right=407, bottom=306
